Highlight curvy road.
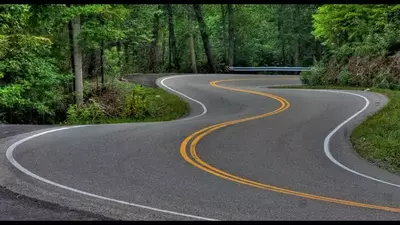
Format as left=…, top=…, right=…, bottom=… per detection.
left=2, top=74, right=400, bottom=220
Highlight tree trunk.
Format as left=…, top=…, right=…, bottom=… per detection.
left=293, top=5, right=300, bottom=66
left=168, top=32, right=172, bottom=72
left=220, top=4, right=228, bottom=64
left=227, top=4, right=234, bottom=66
left=166, top=4, right=180, bottom=71
left=193, top=4, right=217, bottom=73
left=294, top=40, right=300, bottom=66
left=117, top=41, right=122, bottom=78
left=149, top=9, right=160, bottom=72
left=71, top=15, right=83, bottom=107
left=124, top=42, right=129, bottom=71
left=277, top=5, right=286, bottom=65
left=161, top=30, right=166, bottom=68
left=316, top=40, right=322, bottom=61
left=67, top=4, right=75, bottom=93
left=100, top=40, right=104, bottom=87
left=87, top=50, right=96, bottom=78
left=187, top=5, right=198, bottom=73
left=99, top=18, right=105, bottom=87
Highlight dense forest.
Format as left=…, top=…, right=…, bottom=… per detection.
left=1, top=4, right=399, bottom=124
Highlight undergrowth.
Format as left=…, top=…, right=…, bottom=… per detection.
left=65, top=80, right=189, bottom=125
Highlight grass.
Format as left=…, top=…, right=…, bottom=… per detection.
left=271, top=85, right=400, bottom=174
left=65, top=80, right=189, bottom=125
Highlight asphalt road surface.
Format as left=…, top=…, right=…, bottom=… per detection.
left=1, top=74, right=400, bottom=220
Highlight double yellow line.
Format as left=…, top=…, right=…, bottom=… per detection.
left=180, top=78, right=400, bottom=213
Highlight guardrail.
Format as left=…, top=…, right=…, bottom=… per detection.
left=226, top=66, right=311, bottom=73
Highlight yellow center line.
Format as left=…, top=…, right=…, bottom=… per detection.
left=179, top=78, right=400, bottom=213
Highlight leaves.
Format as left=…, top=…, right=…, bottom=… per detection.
left=2, top=4, right=398, bottom=124
left=313, top=4, right=400, bottom=57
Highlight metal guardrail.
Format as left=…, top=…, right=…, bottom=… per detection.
left=226, top=66, right=311, bottom=72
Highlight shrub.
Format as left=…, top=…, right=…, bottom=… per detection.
left=66, top=100, right=105, bottom=124
left=145, top=94, right=166, bottom=118
left=339, top=65, right=351, bottom=86
left=372, top=71, right=391, bottom=89
left=0, top=34, right=71, bottom=124
left=300, top=59, right=326, bottom=86
left=122, top=86, right=149, bottom=119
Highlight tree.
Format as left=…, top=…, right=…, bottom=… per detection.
left=220, top=4, right=228, bottom=64
left=149, top=6, right=161, bottom=72
left=193, top=4, right=217, bottom=73
left=0, top=4, right=70, bottom=123
left=312, top=4, right=400, bottom=57
left=2, top=4, right=338, bottom=124
left=166, top=4, right=180, bottom=71
left=187, top=5, right=198, bottom=73
left=292, top=5, right=300, bottom=66
left=227, top=4, right=234, bottom=66
left=71, top=15, right=84, bottom=106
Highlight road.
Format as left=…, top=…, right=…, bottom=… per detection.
left=1, top=74, right=400, bottom=220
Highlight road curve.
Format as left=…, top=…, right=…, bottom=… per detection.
left=2, top=74, right=400, bottom=220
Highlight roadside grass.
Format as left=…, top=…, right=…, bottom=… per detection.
left=270, top=85, right=400, bottom=174
left=65, top=81, right=189, bottom=125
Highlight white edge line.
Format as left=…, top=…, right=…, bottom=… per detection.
left=158, top=75, right=208, bottom=121
left=162, top=79, right=400, bottom=187
left=286, top=88, right=400, bottom=188
left=5, top=75, right=216, bottom=221
left=7, top=77, right=400, bottom=220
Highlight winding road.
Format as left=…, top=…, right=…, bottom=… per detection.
left=1, top=74, right=400, bottom=220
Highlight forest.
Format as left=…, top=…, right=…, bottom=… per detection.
left=0, top=4, right=399, bottom=125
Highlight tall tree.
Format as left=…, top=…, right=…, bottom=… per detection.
left=187, top=5, right=198, bottom=73
left=149, top=7, right=161, bottom=72
left=227, top=4, right=234, bottom=66
left=293, top=5, right=300, bottom=66
left=100, top=18, right=105, bottom=87
left=193, top=4, right=217, bottom=73
left=71, top=15, right=83, bottom=106
left=277, top=5, right=286, bottom=65
left=166, top=4, right=180, bottom=71
left=220, top=4, right=228, bottom=64
left=67, top=4, right=76, bottom=93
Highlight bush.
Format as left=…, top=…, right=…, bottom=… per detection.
left=66, top=100, right=105, bottom=124
left=300, top=59, right=326, bottom=86
left=65, top=80, right=189, bottom=124
left=104, top=47, right=122, bottom=80
left=372, top=71, right=391, bottom=89
left=145, top=94, right=167, bottom=118
left=339, top=65, right=351, bottom=86
left=122, top=86, right=149, bottom=119
left=121, top=84, right=189, bottom=121
left=0, top=34, right=71, bottom=124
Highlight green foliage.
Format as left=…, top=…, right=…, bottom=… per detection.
left=65, top=81, right=189, bottom=124
left=5, top=3, right=400, bottom=125
left=313, top=4, right=400, bottom=57
left=308, top=4, right=400, bottom=90
left=0, top=5, right=72, bottom=124
left=339, top=65, right=351, bottom=86
left=0, top=84, right=24, bottom=107
left=66, top=101, right=105, bottom=124
left=143, top=87, right=189, bottom=120
left=121, top=83, right=189, bottom=121
left=0, top=33, right=71, bottom=119
left=123, top=86, right=148, bottom=119
left=80, top=5, right=130, bottom=50
left=0, top=4, right=31, bottom=34
left=104, top=47, right=121, bottom=80
left=300, top=60, right=326, bottom=86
